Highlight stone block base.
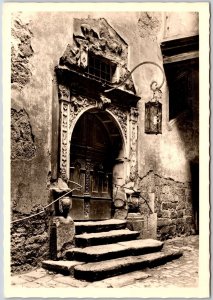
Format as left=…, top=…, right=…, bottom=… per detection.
left=49, top=216, right=75, bottom=259
left=127, top=213, right=144, bottom=238
left=141, top=213, right=157, bottom=240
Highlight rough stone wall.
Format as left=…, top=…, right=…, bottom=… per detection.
left=154, top=174, right=194, bottom=240
left=11, top=210, right=49, bottom=273
left=137, top=171, right=195, bottom=240
left=11, top=18, right=34, bottom=89
left=11, top=108, right=36, bottom=160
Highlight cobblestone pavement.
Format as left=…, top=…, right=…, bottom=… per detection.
left=10, top=235, right=199, bottom=288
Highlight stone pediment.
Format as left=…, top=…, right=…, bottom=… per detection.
left=73, top=18, right=128, bottom=63
left=59, top=18, right=136, bottom=94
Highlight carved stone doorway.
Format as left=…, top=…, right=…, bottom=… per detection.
left=69, top=108, right=124, bottom=221
left=54, top=17, right=141, bottom=222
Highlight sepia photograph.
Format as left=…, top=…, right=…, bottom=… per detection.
left=3, top=2, right=209, bottom=298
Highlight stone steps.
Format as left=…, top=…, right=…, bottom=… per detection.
left=42, top=218, right=183, bottom=282
left=75, top=219, right=127, bottom=235
left=66, top=239, right=164, bottom=262
left=74, top=246, right=182, bottom=281
left=42, top=246, right=182, bottom=281
left=75, top=229, right=140, bottom=248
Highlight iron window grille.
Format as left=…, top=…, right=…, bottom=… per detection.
left=86, top=53, right=116, bottom=84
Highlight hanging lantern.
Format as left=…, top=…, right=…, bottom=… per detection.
left=145, top=88, right=162, bottom=134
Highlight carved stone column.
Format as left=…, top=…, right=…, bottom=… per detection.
left=58, top=84, right=70, bottom=181
left=129, top=107, right=139, bottom=181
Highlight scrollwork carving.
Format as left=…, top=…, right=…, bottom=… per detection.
left=130, top=107, right=139, bottom=123
left=85, top=160, right=92, bottom=194
left=69, top=95, right=96, bottom=124
left=129, top=107, right=138, bottom=180
left=108, top=105, right=127, bottom=140
left=60, top=101, right=71, bottom=180
left=84, top=200, right=90, bottom=219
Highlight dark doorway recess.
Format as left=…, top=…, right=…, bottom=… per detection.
left=69, top=109, right=123, bottom=221
left=164, top=58, right=199, bottom=120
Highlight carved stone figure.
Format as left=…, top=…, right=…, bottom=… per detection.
left=59, top=18, right=135, bottom=93
left=97, top=94, right=111, bottom=110
left=59, top=196, right=72, bottom=218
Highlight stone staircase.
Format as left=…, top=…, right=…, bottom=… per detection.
left=42, top=219, right=183, bottom=282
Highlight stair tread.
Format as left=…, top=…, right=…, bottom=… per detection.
left=67, top=239, right=163, bottom=256
left=75, top=219, right=127, bottom=227
left=74, top=247, right=183, bottom=273
left=42, top=260, right=84, bottom=274
left=42, top=260, right=83, bottom=268
left=75, top=229, right=139, bottom=239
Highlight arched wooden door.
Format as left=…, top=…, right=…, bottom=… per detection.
left=69, top=111, right=114, bottom=220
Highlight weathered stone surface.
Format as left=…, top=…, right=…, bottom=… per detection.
left=103, top=271, right=150, bottom=287
left=21, top=268, right=47, bottom=281
left=74, top=247, right=183, bottom=281
left=141, top=213, right=157, bottom=239
left=177, top=201, right=185, bottom=210
left=11, top=18, right=34, bottom=89
left=114, top=208, right=128, bottom=220
left=138, top=12, right=161, bottom=40
left=75, top=229, right=140, bottom=248
left=127, top=213, right=144, bottom=237
left=162, top=202, right=177, bottom=210
left=185, top=207, right=193, bottom=215
left=11, top=108, right=36, bottom=160
left=53, top=274, right=88, bottom=287
left=184, top=216, right=193, bottom=224
left=158, top=225, right=177, bottom=240
left=162, top=185, right=171, bottom=194
left=42, top=260, right=84, bottom=275
left=66, top=239, right=163, bottom=262
left=158, top=210, right=170, bottom=218
left=75, top=219, right=127, bottom=234
left=12, top=236, right=199, bottom=289
left=52, top=216, right=75, bottom=258
left=11, top=211, right=49, bottom=273
left=170, top=211, right=177, bottom=219
left=157, top=218, right=172, bottom=227
left=177, top=210, right=184, bottom=218
left=127, top=219, right=144, bottom=237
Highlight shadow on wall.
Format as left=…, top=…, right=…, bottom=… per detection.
left=165, top=57, right=199, bottom=234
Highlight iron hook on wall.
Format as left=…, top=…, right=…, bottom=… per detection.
left=104, top=61, right=165, bottom=93
left=104, top=61, right=165, bottom=135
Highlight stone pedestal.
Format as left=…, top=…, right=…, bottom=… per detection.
left=50, top=216, right=75, bottom=259
left=127, top=213, right=144, bottom=238
left=141, top=213, right=157, bottom=239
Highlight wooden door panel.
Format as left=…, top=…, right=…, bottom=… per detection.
left=70, top=198, right=85, bottom=220
left=89, top=200, right=112, bottom=220
left=70, top=112, right=113, bottom=220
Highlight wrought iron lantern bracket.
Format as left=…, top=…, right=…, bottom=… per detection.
left=104, top=61, right=165, bottom=135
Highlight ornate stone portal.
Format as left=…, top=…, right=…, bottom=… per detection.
left=56, top=18, right=140, bottom=219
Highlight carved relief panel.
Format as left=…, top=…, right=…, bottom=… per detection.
left=129, top=107, right=139, bottom=181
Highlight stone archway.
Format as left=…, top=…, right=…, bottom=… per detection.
left=68, top=107, right=126, bottom=220
left=54, top=17, right=140, bottom=220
